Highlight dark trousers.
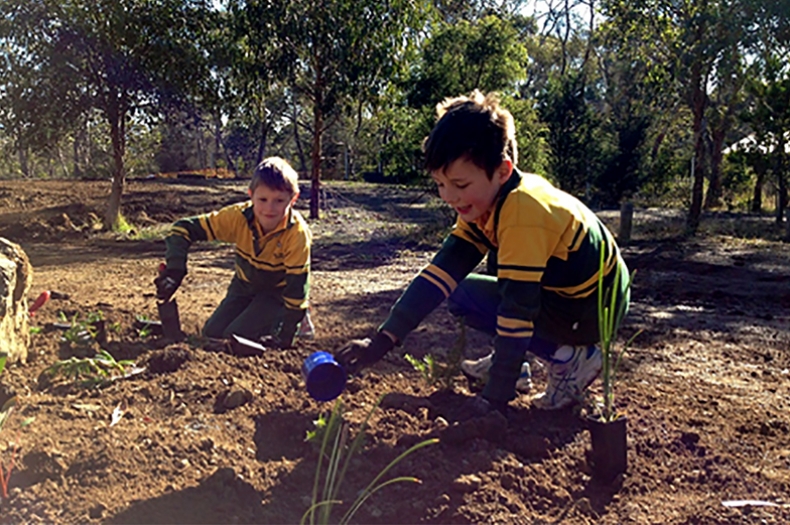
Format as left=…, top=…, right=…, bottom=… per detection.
left=202, top=278, right=286, bottom=340
left=447, top=259, right=630, bottom=361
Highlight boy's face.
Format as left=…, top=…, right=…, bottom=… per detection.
left=248, top=184, right=298, bottom=233
left=431, top=157, right=512, bottom=223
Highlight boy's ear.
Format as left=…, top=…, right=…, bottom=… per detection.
left=290, top=191, right=300, bottom=205
left=247, top=188, right=253, bottom=198
left=496, top=160, right=513, bottom=183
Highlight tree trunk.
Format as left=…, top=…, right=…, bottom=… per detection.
left=104, top=102, right=126, bottom=230
left=292, top=98, right=307, bottom=174
left=686, top=67, right=707, bottom=234
left=776, top=143, right=787, bottom=225
left=310, top=100, right=323, bottom=220
left=256, top=118, right=269, bottom=167
left=751, top=167, right=765, bottom=213
left=618, top=201, right=634, bottom=244
left=704, top=127, right=726, bottom=209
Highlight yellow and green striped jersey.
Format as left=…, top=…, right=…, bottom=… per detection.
left=164, top=200, right=311, bottom=316
left=381, top=170, right=619, bottom=344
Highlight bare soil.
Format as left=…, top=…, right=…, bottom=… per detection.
left=0, top=178, right=789, bottom=524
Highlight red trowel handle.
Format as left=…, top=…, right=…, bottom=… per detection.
left=158, top=262, right=166, bottom=274
left=29, top=290, right=51, bottom=316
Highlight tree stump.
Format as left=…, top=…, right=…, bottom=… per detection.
left=0, top=237, right=32, bottom=364
left=619, top=202, right=634, bottom=245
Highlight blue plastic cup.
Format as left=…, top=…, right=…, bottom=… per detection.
left=302, top=351, right=346, bottom=402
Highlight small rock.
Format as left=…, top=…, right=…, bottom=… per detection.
left=451, top=473, right=482, bottom=493
left=434, top=416, right=449, bottom=430
left=221, top=387, right=253, bottom=410
left=88, top=503, right=106, bottom=520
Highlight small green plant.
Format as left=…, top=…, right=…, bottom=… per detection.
left=596, top=242, right=640, bottom=422
left=58, top=311, right=106, bottom=347
left=301, top=396, right=438, bottom=525
left=404, top=318, right=467, bottom=390
left=404, top=353, right=438, bottom=385
left=29, top=326, right=43, bottom=335
left=44, top=350, right=135, bottom=388
left=109, top=321, right=122, bottom=334
left=305, top=412, right=329, bottom=444
left=59, top=312, right=96, bottom=346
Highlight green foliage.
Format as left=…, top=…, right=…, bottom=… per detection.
left=538, top=72, right=606, bottom=197
left=408, top=15, right=529, bottom=108
left=302, top=396, right=438, bottom=525
left=59, top=311, right=103, bottom=347
left=404, top=353, right=439, bottom=385
left=404, top=317, right=467, bottom=390
left=44, top=350, right=135, bottom=388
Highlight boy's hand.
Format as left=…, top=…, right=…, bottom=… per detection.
left=154, top=268, right=186, bottom=301
left=334, top=332, right=394, bottom=375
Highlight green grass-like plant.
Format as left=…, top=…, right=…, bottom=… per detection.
left=44, top=350, right=135, bottom=388
left=596, top=241, right=640, bottom=422
left=301, top=396, right=438, bottom=525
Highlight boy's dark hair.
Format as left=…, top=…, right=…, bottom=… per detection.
left=423, top=90, right=517, bottom=179
left=250, top=157, right=299, bottom=195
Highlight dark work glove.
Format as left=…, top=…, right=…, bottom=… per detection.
left=154, top=268, right=186, bottom=301
left=334, top=332, right=394, bottom=375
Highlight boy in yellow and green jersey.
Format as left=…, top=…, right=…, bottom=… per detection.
left=335, top=91, right=629, bottom=411
left=155, top=157, right=311, bottom=348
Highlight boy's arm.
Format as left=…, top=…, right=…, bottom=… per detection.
left=278, top=221, right=311, bottom=347
left=482, top=224, right=550, bottom=404
left=335, top=224, right=487, bottom=373
left=379, top=230, right=487, bottom=343
left=164, top=204, right=245, bottom=271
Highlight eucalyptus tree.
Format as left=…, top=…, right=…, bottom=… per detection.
left=237, top=0, right=429, bottom=219
left=742, top=60, right=790, bottom=222
left=390, top=13, right=538, bottom=180
left=600, top=0, right=788, bottom=233
left=0, top=0, right=215, bottom=229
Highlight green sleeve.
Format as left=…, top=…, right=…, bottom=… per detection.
left=380, top=234, right=484, bottom=342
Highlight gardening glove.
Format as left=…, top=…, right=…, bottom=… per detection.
left=154, top=268, right=185, bottom=302
left=334, top=331, right=394, bottom=375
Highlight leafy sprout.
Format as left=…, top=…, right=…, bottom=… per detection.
left=44, top=350, right=136, bottom=388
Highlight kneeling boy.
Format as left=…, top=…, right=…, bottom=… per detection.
left=335, top=91, right=629, bottom=411
left=155, top=157, right=311, bottom=348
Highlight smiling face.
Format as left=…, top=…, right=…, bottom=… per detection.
left=248, top=184, right=298, bottom=233
left=431, top=157, right=512, bottom=223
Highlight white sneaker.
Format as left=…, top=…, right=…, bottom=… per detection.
left=460, top=353, right=533, bottom=393
left=532, top=345, right=602, bottom=410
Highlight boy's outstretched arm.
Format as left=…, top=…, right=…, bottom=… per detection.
left=334, top=232, right=486, bottom=374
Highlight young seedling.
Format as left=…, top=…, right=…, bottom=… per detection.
left=595, top=241, right=640, bottom=422
left=404, top=319, right=467, bottom=390
left=44, top=350, right=135, bottom=388
left=301, top=396, right=438, bottom=525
